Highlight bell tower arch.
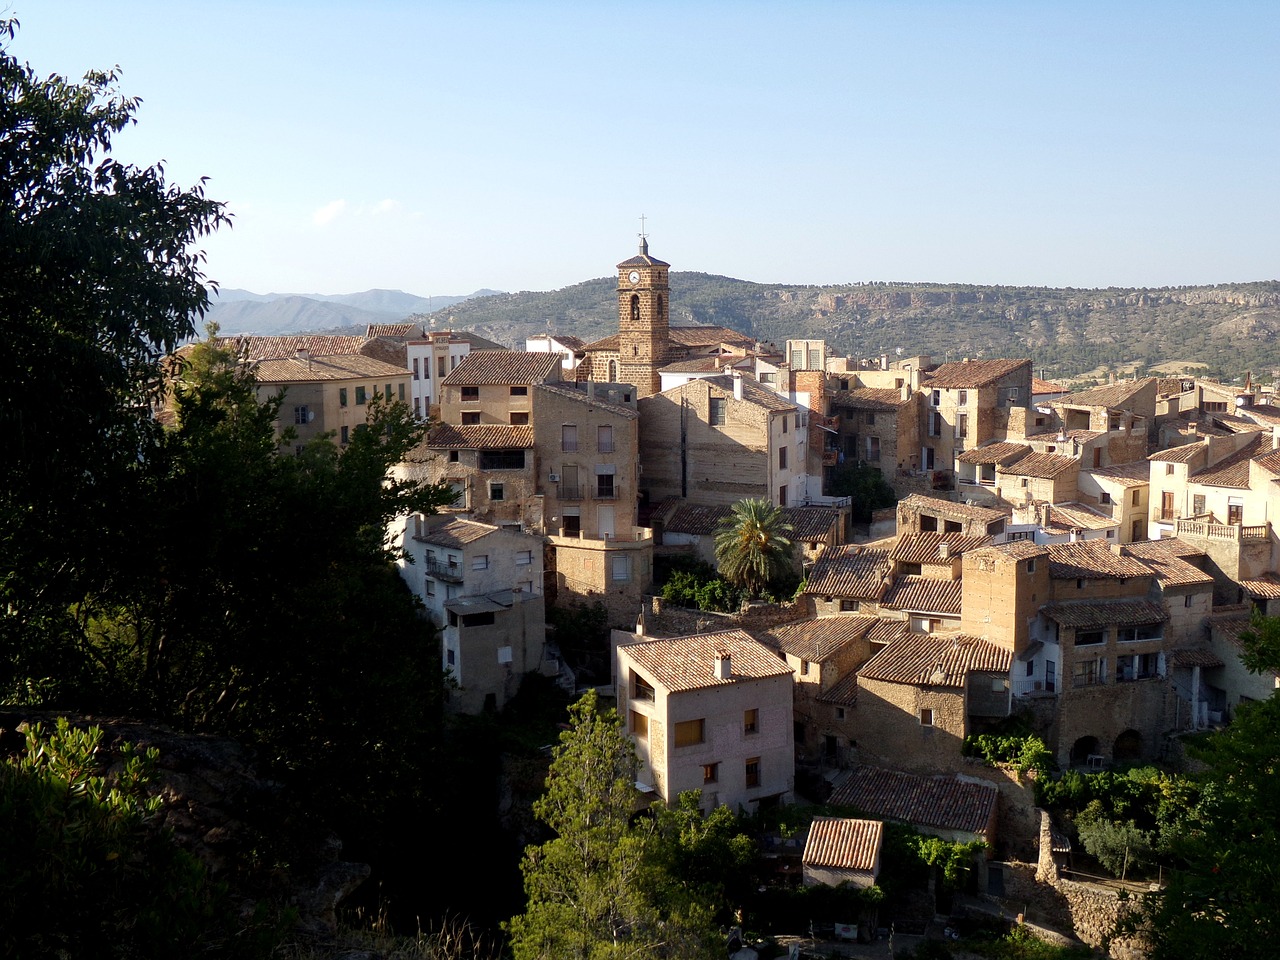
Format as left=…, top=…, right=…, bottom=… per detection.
left=617, top=233, right=670, bottom=398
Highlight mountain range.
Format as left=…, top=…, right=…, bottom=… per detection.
left=208, top=277, right=1280, bottom=383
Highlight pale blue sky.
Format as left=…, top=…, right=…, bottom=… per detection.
left=12, top=1, right=1279, bottom=296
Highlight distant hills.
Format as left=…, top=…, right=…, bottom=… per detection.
left=207, top=277, right=1280, bottom=383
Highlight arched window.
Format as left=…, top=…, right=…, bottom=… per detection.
left=608, top=360, right=618, bottom=381
left=656, top=294, right=663, bottom=320
left=630, top=294, right=640, bottom=322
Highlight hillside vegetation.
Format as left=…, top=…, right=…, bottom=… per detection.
left=426, top=275, right=1280, bottom=382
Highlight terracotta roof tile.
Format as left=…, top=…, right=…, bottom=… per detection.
left=899, top=494, right=1009, bottom=525
left=835, top=388, right=910, bottom=411
left=1208, top=609, right=1254, bottom=651
left=815, top=670, right=860, bottom=706
left=806, top=546, right=892, bottom=600
left=441, top=350, right=560, bottom=386
left=1033, top=378, right=1067, bottom=394
left=426, top=424, right=534, bottom=449
left=891, top=533, right=992, bottom=565
left=1047, top=541, right=1152, bottom=580
left=416, top=518, right=497, bottom=548
left=223, top=335, right=369, bottom=359
left=621, top=630, right=793, bottom=693
left=1088, top=462, right=1150, bottom=487
left=957, top=442, right=1031, bottom=466
left=783, top=507, right=844, bottom=541
left=858, top=634, right=1011, bottom=688
left=1000, top=452, right=1079, bottom=479
left=880, top=576, right=963, bottom=615
left=803, top=817, right=883, bottom=872
left=1240, top=573, right=1280, bottom=599
left=1042, top=503, right=1116, bottom=534
left=967, top=541, right=1049, bottom=562
left=582, top=325, right=755, bottom=353
left=1123, top=537, right=1203, bottom=560
left=924, top=358, right=1030, bottom=389
left=697, top=375, right=797, bottom=412
left=763, top=616, right=881, bottom=662
left=366, top=323, right=423, bottom=338
left=1040, top=598, right=1168, bottom=628
left=829, top=766, right=999, bottom=835
left=534, top=382, right=639, bottom=419
left=1124, top=541, right=1213, bottom=587
left=253, top=354, right=409, bottom=383
left=1149, top=441, right=1208, bottom=464
left=1054, top=378, right=1156, bottom=410
left=1169, top=647, right=1225, bottom=668
left=1192, top=433, right=1268, bottom=488
left=659, top=357, right=729, bottom=373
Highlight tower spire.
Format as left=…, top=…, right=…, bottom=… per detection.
left=638, top=214, right=648, bottom=255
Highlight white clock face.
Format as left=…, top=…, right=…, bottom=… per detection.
left=628, top=270, right=640, bottom=284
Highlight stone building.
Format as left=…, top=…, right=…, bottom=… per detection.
left=919, top=358, right=1032, bottom=479
left=828, top=766, right=999, bottom=849
left=804, top=545, right=893, bottom=618
left=896, top=494, right=1009, bottom=538
left=801, top=817, right=884, bottom=889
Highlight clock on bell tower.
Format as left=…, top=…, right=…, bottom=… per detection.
left=616, top=234, right=671, bottom=398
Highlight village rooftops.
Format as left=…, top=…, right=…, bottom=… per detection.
left=890, top=532, right=993, bottom=565
left=621, top=629, right=793, bottom=694
left=857, top=634, right=1011, bottom=689
left=534, top=381, right=639, bottom=419
left=923, top=358, right=1030, bottom=389
left=441, top=350, right=562, bottom=386
left=1087, top=461, right=1151, bottom=486
left=1193, top=435, right=1278, bottom=488
left=366, top=323, right=424, bottom=339
left=658, top=356, right=733, bottom=374
left=1046, top=540, right=1152, bottom=580
left=998, top=452, right=1079, bottom=479
left=814, top=670, right=861, bottom=707
left=957, top=442, right=1031, bottom=466
left=1169, top=647, right=1225, bottom=669
left=1040, top=597, right=1168, bottom=629
left=1149, top=441, right=1209, bottom=464
left=1041, top=502, right=1116, bottom=534
left=425, top=424, right=535, bottom=450
left=1053, top=377, right=1156, bottom=410
left=527, top=333, right=586, bottom=351
left=879, top=576, right=963, bottom=616
left=1124, top=541, right=1214, bottom=589
left=218, top=334, right=369, bottom=360
left=253, top=353, right=409, bottom=384
left=1239, top=572, right=1280, bottom=600
left=761, top=616, right=884, bottom=663
left=898, top=494, right=1009, bottom=525
left=805, top=546, right=891, bottom=600
left=1032, top=377, right=1067, bottom=395
left=828, top=765, right=999, bottom=837
left=803, top=817, right=884, bottom=873
left=966, top=540, right=1049, bottom=563
left=414, top=517, right=498, bottom=549
left=835, top=387, right=911, bottom=410
left=581, top=325, right=757, bottom=354
left=696, top=374, right=797, bottom=411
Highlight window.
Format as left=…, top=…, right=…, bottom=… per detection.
left=702, top=763, right=719, bottom=784
left=1073, top=658, right=1105, bottom=687
left=931, top=389, right=941, bottom=407
left=1117, top=624, right=1162, bottom=643
left=744, top=708, right=759, bottom=735
left=461, top=386, right=480, bottom=401
left=958, top=389, right=968, bottom=406
left=339, top=425, right=349, bottom=444
left=1166, top=463, right=1175, bottom=476
left=471, top=554, right=489, bottom=570
left=781, top=417, right=788, bottom=434
left=437, top=356, right=446, bottom=377
left=867, top=436, right=881, bottom=461
left=630, top=711, right=648, bottom=738
left=631, top=672, right=655, bottom=702
left=920, top=708, right=934, bottom=726
left=1132, top=489, right=1141, bottom=506
left=398, top=383, right=406, bottom=401
left=674, top=719, right=705, bottom=747
left=510, top=412, right=529, bottom=425
left=446, top=647, right=455, bottom=666
left=1027, top=558, right=1036, bottom=573
left=461, top=611, right=495, bottom=628
left=611, top=554, right=630, bottom=582
left=840, top=599, right=860, bottom=612
left=1193, top=494, right=1206, bottom=515
left=355, top=386, right=367, bottom=405
left=1076, top=629, right=1104, bottom=645
left=413, top=398, right=421, bottom=417
left=481, top=449, right=525, bottom=469
left=448, top=450, right=460, bottom=462
left=745, top=757, right=761, bottom=788
left=1100, top=491, right=1112, bottom=505
left=956, top=413, right=968, bottom=439
left=561, top=424, right=578, bottom=452
left=339, top=387, right=348, bottom=407
left=497, top=646, right=513, bottom=664
left=928, top=412, right=942, bottom=437
left=489, top=482, right=504, bottom=502
left=1184, top=594, right=1194, bottom=608
left=1228, top=502, right=1243, bottom=525
left=779, top=446, right=788, bottom=469
left=597, top=424, right=614, bottom=452
left=778, top=484, right=787, bottom=506
left=709, top=398, right=726, bottom=425
left=510, top=385, right=528, bottom=396
left=516, top=550, right=533, bottom=566
left=413, top=358, right=420, bottom=380
left=384, top=384, right=392, bottom=400
left=292, top=405, right=310, bottom=425
left=424, top=578, right=435, bottom=597
left=800, top=659, right=810, bottom=676
left=866, top=412, right=876, bottom=426
left=836, top=707, right=846, bottom=720
left=461, top=412, right=481, bottom=425
left=760, top=371, right=776, bottom=384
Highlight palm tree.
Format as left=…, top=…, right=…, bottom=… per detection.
left=714, top=498, right=795, bottom=597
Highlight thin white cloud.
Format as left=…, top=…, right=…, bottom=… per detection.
left=372, top=199, right=398, bottom=215
left=312, top=199, right=347, bottom=226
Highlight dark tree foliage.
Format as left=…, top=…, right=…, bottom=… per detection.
left=828, top=461, right=898, bottom=524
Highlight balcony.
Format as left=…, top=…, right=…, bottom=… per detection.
left=1013, top=677, right=1057, bottom=697
left=424, top=560, right=464, bottom=584
left=558, top=485, right=583, bottom=501
left=598, top=440, right=616, bottom=453
left=593, top=486, right=620, bottom=500
left=1175, top=518, right=1269, bottom=541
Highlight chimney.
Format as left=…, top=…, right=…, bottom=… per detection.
left=295, top=347, right=311, bottom=364
left=938, top=541, right=952, bottom=560
left=1111, top=542, right=1124, bottom=556
left=714, top=650, right=732, bottom=680
left=1273, top=425, right=1279, bottom=450
left=900, top=382, right=911, bottom=402
left=733, top=373, right=743, bottom=401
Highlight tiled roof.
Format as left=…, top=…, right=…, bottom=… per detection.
left=1000, top=452, right=1079, bottom=479
left=1125, top=540, right=1213, bottom=587
left=1241, top=405, right=1280, bottom=427
left=1088, top=462, right=1150, bottom=487
left=1040, top=598, right=1168, bottom=628
left=366, top=323, right=423, bottom=338
left=924, top=358, right=1030, bottom=389
left=1042, top=503, right=1116, bottom=534
left=662, top=503, right=732, bottom=536
left=441, top=350, right=562, bottom=386
left=968, top=541, right=1048, bottom=562
left=223, top=334, right=369, bottom=359
left=527, top=333, right=586, bottom=351
left=891, top=533, right=992, bottom=565
left=582, top=325, right=755, bottom=353
left=829, top=766, right=999, bottom=836
left=1046, top=541, right=1152, bottom=580
left=426, top=424, right=535, bottom=449
left=1054, top=378, right=1155, bottom=410
left=880, top=576, right=963, bottom=615
left=1169, top=647, right=1225, bottom=668
left=621, top=629, right=793, bottom=693
left=1240, top=573, right=1280, bottom=599
left=899, top=494, right=1008, bottom=525
left=696, top=375, right=797, bottom=412
left=783, top=507, right=844, bottom=541
left=1033, top=378, right=1067, bottom=394
left=534, top=382, right=639, bottom=419
left=836, top=388, right=909, bottom=411
left=803, top=817, right=883, bottom=872
left=806, top=546, right=892, bottom=600
left=957, top=442, right=1031, bottom=466
left=815, top=670, right=860, bottom=706
left=858, top=634, right=1011, bottom=688
left=253, top=354, right=409, bottom=383
left=659, top=356, right=729, bottom=373
left=867, top=619, right=910, bottom=645
left=662, top=502, right=839, bottom=544
left=1192, top=433, right=1267, bottom=488
left=1253, top=450, right=1280, bottom=478
left=763, top=616, right=881, bottom=662
left=1123, top=536, right=1203, bottom=560
left=1208, top=609, right=1254, bottom=651
left=417, top=518, right=497, bottom=548
left=1149, top=441, right=1208, bottom=464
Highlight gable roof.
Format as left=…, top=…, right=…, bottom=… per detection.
left=803, top=817, right=883, bottom=872
left=806, top=546, right=892, bottom=600
left=1088, top=461, right=1150, bottom=487
left=1124, top=540, right=1214, bottom=588
left=829, top=766, right=999, bottom=836
left=1041, top=502, right=1116, bottom=534
left=1191, top=433, right=1268, bottom=488
left=534, top=381, right=639, bottom=420
left=1055, top=378, right=1155, bottom=410
left=1040, top=597, right=1168, bottom=628
left=898, top=494, right=1008, bottom=525
left=879, top=576, right=963, bottom=616
left=837, top=387, right=910, bottom=411
left=253, top=353, right=409, bottom=384
left=1046, top=541, right=1152, bottom=580
left=957, top=442, right=1032, bottom=466
left=582, top=325, right=756, bottom=353
left=763, top=616, right=882, bottom=662
left=694, top=375, right=797, bottom=412
left=416, top=518, right=497, bottom=548
left=858, top=634, right=1012, bottom=688
left=999, top=452, right=1079, bottom=479
left=366, top=323, right=423, bottom=339
left=426, top=424, right=535, bottom=450
left=222, top=334, right=369, bottom=359
left=924, top=358, right=1030, bottom=389
left=891, top=533, right=992, bottom=565
left=621, top=629, right=793, bottom=693
left=441, top=350, right=561, bottom=386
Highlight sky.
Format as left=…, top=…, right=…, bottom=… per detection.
left=11, top=1, right=1280, bottom=297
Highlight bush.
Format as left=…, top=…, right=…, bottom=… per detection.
left=1076, top=818, right=1156, bottom=878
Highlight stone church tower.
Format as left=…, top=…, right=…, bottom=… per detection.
left=616, top=237, right=670, bottom=398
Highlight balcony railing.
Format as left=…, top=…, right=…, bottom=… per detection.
left=1013, top=677, right=1057, bottom=696
left=593, top=487, right=619, bottom=500
left=424, top=560, right=464, bottom=583
left=558, top=485, right=583, bottom=500
left=1175, top=518, right=1270, bottom=541
left=598, top=440, right=616, bottom=453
